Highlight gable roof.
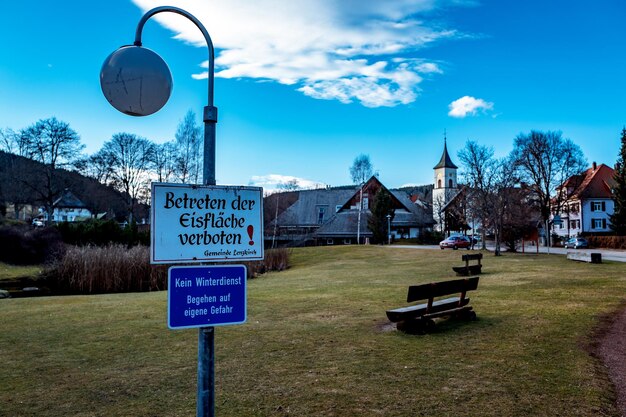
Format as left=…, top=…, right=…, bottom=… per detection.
left=53, top=189, right=87, bottom=209
left=339, top=175, right=406, bottom=212
left=560, top=163, right=615, bottom=200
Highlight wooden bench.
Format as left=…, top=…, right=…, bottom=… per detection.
left=567, top=252, right=602, bottom=264
left=452, top=253, right=483, bottom=276
left=386, top=277, right=479, bottom=333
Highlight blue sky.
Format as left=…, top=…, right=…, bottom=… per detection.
left=0, top=0, right=624, bottom=190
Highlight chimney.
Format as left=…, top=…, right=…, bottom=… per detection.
left=592, top=161, right=597, bottom=171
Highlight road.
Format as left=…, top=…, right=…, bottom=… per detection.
left=390, top=243, right=626, bottom=263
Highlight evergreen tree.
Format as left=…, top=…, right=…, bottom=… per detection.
left=368, top=189, right=394, bottom=244
left=610, top=127, right=626, bottom=234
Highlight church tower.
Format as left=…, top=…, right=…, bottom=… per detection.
left=432, top=136, right=458, bottom=232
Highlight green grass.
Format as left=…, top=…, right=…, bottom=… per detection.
left=1, top=246, right=625, bottom=416
left=0, top=262, right=42, bottom=281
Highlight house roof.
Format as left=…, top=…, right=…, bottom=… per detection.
left=53, top=189, right=87, bottom=209
left=433, top=141, right=458, bottom=170
left=315, top=210, right=371, bottom=237
left=560, top=163, right=615, bottom=200
left=270, top=176, right=435, bottom=238
left=272, top=188, right=356, bottom=226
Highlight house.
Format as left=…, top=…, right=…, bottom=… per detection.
left=40, top=189, right=93, bottom=223
left=266, top=176, right=434, bottom=246
left=552, top=162, right=616, bottom=238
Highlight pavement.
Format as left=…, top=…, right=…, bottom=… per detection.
left=389, top=243, right=626, bottom=263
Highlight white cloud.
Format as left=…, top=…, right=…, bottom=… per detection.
left=448, top=96, right=494, bottom=118
left=248, top=174, right=326, bottom=191
left=131, top=0, right=473, bottom=107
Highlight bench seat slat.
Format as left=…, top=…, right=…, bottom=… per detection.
left=386, top=296, right=470, bottom=322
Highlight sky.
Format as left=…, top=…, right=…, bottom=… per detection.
left=0, top=0, right=624, bottom=191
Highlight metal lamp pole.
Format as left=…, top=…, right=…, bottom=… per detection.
left=100, top=6, right=218, bottom=417
left=386, top=214, right=391, bottom=245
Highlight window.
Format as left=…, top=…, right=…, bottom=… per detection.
left=591, top=201, right=606, bottom=212
left=437, top=179, right=442, bottom=188
left=592, top=218, right=607, bottom=229
left=363, top=196, right=369, bottom=210
left=317, top=206, right=326, bottom=224
left=448, top=179, right=453, bottom=188
left=569, top=220, right=580, bottom=229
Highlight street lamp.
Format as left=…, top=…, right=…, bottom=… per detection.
left=100, top=7, right=218, bottom=417
left=100, top=6, right=218, bottom=185
left=386, top=214, right=391, bottom=245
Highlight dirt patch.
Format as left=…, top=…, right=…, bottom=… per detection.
left=588, top=304, right=626, bottom=416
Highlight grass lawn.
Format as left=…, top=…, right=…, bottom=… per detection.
left=0, top=262, right=42, bottom=281
left=1, top=246, right=625, bottom=416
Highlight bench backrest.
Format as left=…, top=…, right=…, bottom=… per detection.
left=461, top=253, right=483, bottom=262
left=407, top=277, right=479, bottom=303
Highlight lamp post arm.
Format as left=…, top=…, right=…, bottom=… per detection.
left=134, top=6, right=215, bottom=107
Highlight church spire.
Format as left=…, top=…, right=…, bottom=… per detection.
left=433, top=135, right=458, bottom=170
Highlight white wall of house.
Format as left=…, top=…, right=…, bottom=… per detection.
left=42, top=207, right=92, bottom=223
left=553, top=198, right=613, bottom=237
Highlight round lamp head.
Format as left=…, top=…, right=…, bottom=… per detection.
left=100, top=45, right=173, bottom=116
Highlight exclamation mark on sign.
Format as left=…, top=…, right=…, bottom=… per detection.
left=247, top=225, right=254, bottom=246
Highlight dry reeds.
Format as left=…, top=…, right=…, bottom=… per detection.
left=45, top=245, right=290, bottom=294
left=46, top=244, right=167, bottom=294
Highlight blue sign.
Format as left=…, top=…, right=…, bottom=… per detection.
left=168, top=265, right=247, bottom=329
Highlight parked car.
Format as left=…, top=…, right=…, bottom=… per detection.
left=32, top=218, right=44, bottom=227
left=564, top=237, right=589, bottom=249
left=468, top=235, right=480, bottom=245
left=440, top=235, right=471, bottom=250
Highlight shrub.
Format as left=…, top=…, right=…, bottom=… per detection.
left=55, top=219, right=149, bottom=247
left=0, top=225, right=65, bottom=265
left=418, top=230, right=444, bottom=245
left=586, top=235, right=626, bottom=249
left=244, top=248, right=290, bottom=278
left=45, top=244, right=167, bottom=294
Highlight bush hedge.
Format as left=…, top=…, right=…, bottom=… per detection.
left=0, top=225, right=65, bottom=265
left=586, top=235, right=626, bottom=249
left=55, top=219, right=149, bottom=247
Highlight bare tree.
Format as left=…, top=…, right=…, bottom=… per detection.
left=0, top=128, right=29, bottom=156
left=19, top=117, right=84, bottom=224
left=458, top=141, right=495, bottom=249
left=101, top=133, right=155, bottom=223
left=512, top=130, right=586, bottom=246
left=174, top=110, right=202, bottom=183
left=488, top=156, right=521, bottom=255
left=77, top=150, right=116, bottom=185
left=458, top=141, right=521, bottom=255
left=152, top=141, right=178, bottom=183
left=350, top=154, right=373, bottom=244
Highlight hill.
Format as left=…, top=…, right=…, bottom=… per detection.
left=0, top=150, right=138, bottom=222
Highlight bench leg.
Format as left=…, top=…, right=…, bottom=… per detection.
left=397, top=317, right=435, bottom=334
left=455, top=309, right=477, bottom=321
